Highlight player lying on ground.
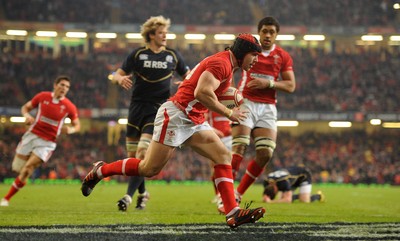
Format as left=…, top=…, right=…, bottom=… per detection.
left=262, top=165, right=325, bottom=203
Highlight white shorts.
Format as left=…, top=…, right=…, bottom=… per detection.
left=153, top=101, right=213, bottom=147
left=238, top=99, right=277, bottom=131
left=220, top=135, right=232, bottom=150
left=16, top=132, right=56, bottom=162
left=298, top=183, right=312, bottom=194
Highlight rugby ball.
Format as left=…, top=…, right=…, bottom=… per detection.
left=218, top=87, right=244, bottom=109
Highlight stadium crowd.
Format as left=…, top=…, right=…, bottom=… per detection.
left=1, top=126, right=399, bottom=186
left=2, top=0, right=397, bottom=26
left=1, top=46, right=399, bottom=113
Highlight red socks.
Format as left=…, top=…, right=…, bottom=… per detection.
left=231, top=153, right=243, bottom=180
left=213, top=164, right=237, bottom=214
left=237, top=160, right=264, bottom=195
left=100, top=158, right=141, bottom=177
left=4, top=176, right=26, bottom=201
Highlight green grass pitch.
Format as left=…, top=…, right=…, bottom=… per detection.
left=1, top=181, right=399, bottom=226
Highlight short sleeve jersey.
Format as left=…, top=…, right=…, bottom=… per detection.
left=169, top=51, right=234, bottom=124
left=266, top=166, right=310, bottom=192
left=121, top=47, right=189, bottom=103
left=238, top=45, right=293, bottom=104
left=28, top=92, right=78, bottom=142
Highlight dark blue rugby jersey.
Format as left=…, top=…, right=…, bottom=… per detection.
left=121, top=46, right=189, bottom=102
left=265, top=166, right=311, bottom=192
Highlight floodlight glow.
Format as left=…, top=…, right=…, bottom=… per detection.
left=356, top=40, right=375, bottom=46
left=184, top=34, right=206, bottom=40
left=214, top=34, right=235, bottom=40
left=95, top=33, right=117, bottom=39
left=277, top=120, right=299, bottom=127
left=66, top=32, right=87, bottom=38
left=370, top=119, right=382, bottom=125
left=303, top=35, right=325, bottom=41
left=390, top=36, right=400, bottom=41
left=167, top=34, right=176, bottom=40
left=6, top=30, right=28, bottom=36
left=394, top=3, right=400, bottom=9
left=118, top=118, right=128, bottom=124
left=276, top=35, right=295, bottom=41
left=125, top=33, right=142, bottom=39
left=382, top=122, right=400, bottom=128
left=10, top=116, right=26, bottom=123
left=36, top=31, right=57, bottom=37
left=361, top=35, right=383, bottom=41
left=328, top=121, right=352, bottom=128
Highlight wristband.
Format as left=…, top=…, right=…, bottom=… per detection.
left=269, top=80, right=275, bottom=88
left=224, top=107, right=233, bottom=118
left=23, top=113, right=31, bottom=119
left=67, top=126, right=76, bottom=134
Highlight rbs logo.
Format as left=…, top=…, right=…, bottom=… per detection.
left=144, top=60, right=167, bottom=69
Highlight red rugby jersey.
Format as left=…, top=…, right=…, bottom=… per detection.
left=238, top=44, right=293, bottom=104
left=28, top=91, right=78, bottom=142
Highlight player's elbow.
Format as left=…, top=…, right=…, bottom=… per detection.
left=286, top=83, right=296, bottom=93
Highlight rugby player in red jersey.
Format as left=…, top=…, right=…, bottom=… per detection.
left=1, top=76, right=80, bottom=207
left=231, top=17, right=296, bottom=203
left=81, top=33, right=266, bottom=228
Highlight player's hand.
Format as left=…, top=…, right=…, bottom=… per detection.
left=246, top=77, right=269, bottom=89
left=117, top=75, right=133, bottom=90
left=24, top=114, right=35, bottom=125
left=229, top=107, right=248, bottom=122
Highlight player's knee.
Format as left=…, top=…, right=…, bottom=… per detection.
left=136, top=137, right=151, bottom=159
left=12, top=156, right=27, bottom=173
left=299, top=194, right=311, bottom=203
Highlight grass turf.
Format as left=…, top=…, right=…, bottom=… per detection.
left=0, top=181, right=399, bottom=226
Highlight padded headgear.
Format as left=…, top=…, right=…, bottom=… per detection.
left=230, top=33, right=262, bottom=66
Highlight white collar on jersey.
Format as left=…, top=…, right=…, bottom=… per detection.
left=261, top=44, right=276, bottom=57
left=51, top=92, right=64, bottom=103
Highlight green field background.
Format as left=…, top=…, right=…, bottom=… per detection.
left=0, top=181, right=399, bottom=226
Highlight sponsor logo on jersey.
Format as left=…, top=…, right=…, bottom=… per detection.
left=166, top=55, right=173, bottom=63
left=250, top=73, right=274, bottom=80
left=143, top=60, right=168, bottom=69
left=139, top=54, right=149, bottom=60
left=40, top=116, right=59, bottom=126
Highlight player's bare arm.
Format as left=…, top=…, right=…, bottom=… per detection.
left=194, top=71, right=246, bottom=122
left=21, top=101, right=35, bottom=125
left=272, top=191, right=293, bottom=203
left=62, top=118, right=81, bottom=135
left=112, top=68, right=133, bottom=90
left=246, top=70, right=295, bottom=93
left=273, top=70, right=296, bottom=93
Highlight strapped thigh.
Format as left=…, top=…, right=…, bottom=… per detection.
left=232, top=135, right=250, bottom=147
left=254, top=136, right=276, bottom=151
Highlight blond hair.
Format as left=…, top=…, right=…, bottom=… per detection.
left=141, top=15, right=171, bottom=43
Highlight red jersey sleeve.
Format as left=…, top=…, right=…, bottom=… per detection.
left=30, top=92, right=47, bottom=108
left=281, top=51, right=294, bottom=72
